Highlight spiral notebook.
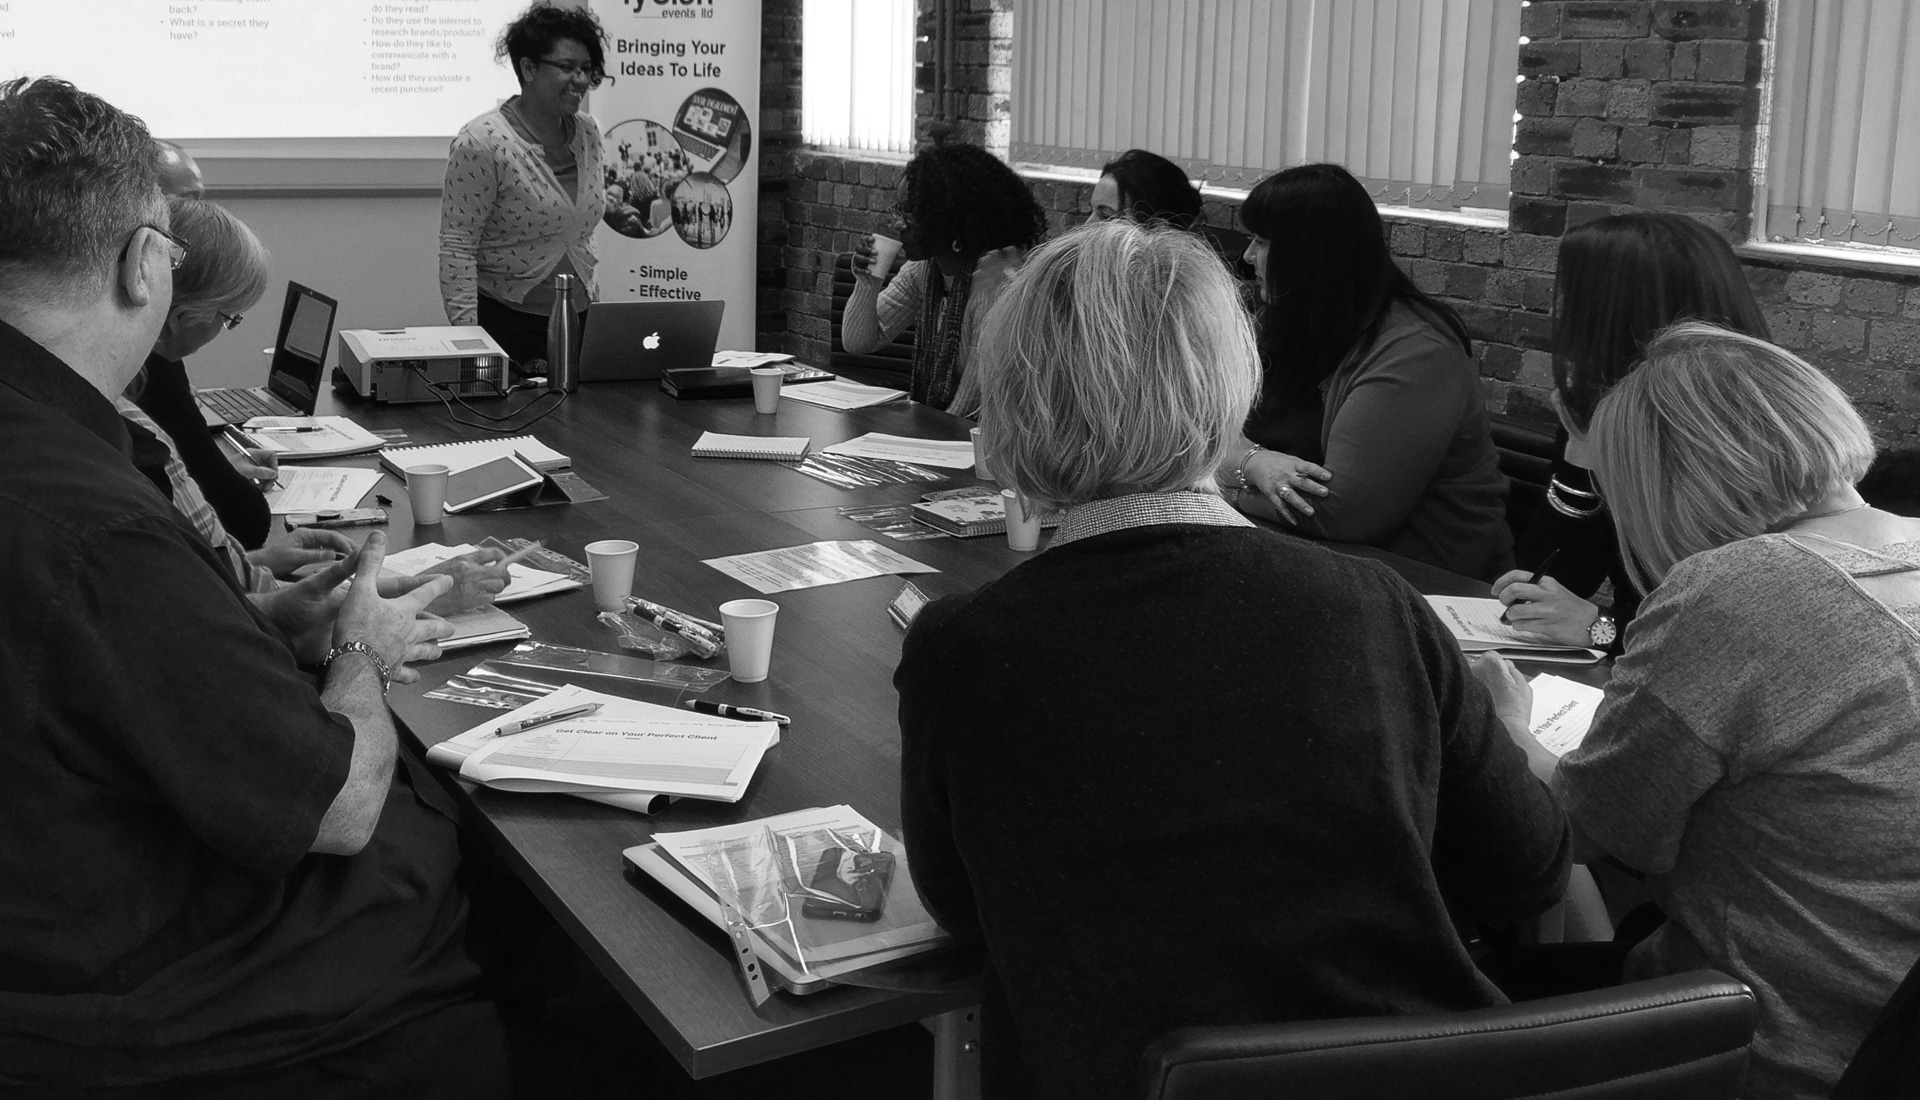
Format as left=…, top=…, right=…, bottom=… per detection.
left=378, top=435, right=570, bottom=477
left=690, top=432, right=810, bottom=461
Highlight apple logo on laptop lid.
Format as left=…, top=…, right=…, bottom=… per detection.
left=643, top=332, right=661, bottom=350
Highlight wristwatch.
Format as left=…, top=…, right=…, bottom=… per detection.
left=1587, top=612, right=1619, bottom=649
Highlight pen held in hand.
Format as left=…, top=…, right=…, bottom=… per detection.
left=1501, top=548, right=1561, bottom=624
left=496, top=540, right=544, bottom=567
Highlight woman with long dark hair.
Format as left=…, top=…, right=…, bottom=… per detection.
left=843, top=142, right=1048, bottom=416
left=1223, top=163, right=1510, bottom=579
left=1492, top=213, right=1769, bottom=652
left=1088, top=148, right=1203, bottom=228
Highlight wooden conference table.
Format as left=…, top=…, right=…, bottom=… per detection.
left=306, top=374, right=1501, bottom=1093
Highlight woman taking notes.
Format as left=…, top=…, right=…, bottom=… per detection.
left=440, top=2, right=608, bottom=366
left=842, top=141, right=1047, bottom=416
left=1224, top=163, right=1510, bottom=579
left=1493, top=213, right=1768, bottom=651
left=896, top=220, right=1569, bottom=1100
left=1477, top=324, right=1920, bottom=1100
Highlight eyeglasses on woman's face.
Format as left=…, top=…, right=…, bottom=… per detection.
left=534, top=57, right=605, bottom=88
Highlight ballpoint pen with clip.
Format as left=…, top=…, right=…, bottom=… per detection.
left=494, top=700, right=602, bottom=736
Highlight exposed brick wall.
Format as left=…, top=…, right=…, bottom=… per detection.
left=760, top=1, right=1920, bottom=448
left=754, top=0, right=803, bottom=353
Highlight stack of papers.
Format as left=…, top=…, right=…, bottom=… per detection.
left=628, top=805, right=951, bottom=986
left=703, top=539, right=938, bottom=594
left=1424, top=596, right=1606, bottom=664
left=821, top=433, right=974, bottom=469
left=780, top=380, right=908, bottom=411
left=237, top=416, right=385, bottom=459
left=427, top=684, right=780, bottom=812
left=1528, top=673, right=1605, bottom=757
left=262, top=466, right=383, bottom=514
left=381, top=542, right=581, bottom=603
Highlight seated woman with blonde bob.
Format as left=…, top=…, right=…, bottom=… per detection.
left=895, top=219, right=1569, bottom=1100
left=1474, top=323, right=1920, bottom=1100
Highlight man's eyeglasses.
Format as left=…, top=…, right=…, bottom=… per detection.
left=217, top=311, right=245, bottom=331
left=534, top=58, right=605, bottom=88
left=134, top=224, right=190, bottom=271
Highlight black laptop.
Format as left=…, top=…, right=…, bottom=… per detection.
left=196, top=282, right=339, bottom=425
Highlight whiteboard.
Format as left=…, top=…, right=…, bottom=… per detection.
left=1, top=0, right=540, bottom=185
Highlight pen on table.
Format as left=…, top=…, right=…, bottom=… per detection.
left=249, top=425, right=323, bottom=434
left=497, top=540, right=544, bottom=567
left=495, top=701, right=602, bottom=736
left=683, top=699, right=790, bottom=726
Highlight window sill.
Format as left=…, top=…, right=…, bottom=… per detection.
left=1737, top=240, right=1920, bottom=278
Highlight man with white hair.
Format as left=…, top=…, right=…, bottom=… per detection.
left=0, top=77, right=508, bottom=1097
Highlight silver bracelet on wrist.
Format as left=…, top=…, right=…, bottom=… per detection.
left=1231, top=445, right=1263, bottom=505
left=326, top=640, right=392, bottom=696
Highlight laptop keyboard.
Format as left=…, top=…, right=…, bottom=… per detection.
left=197, top=387, right=292, bottom=424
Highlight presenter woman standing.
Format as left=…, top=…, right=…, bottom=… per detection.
left=440, top=2, right=608, bottom=368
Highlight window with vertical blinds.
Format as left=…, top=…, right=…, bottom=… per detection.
left=802, top=0, right=917, bottom=155
left=1764, top=0, right=1920, bottom=250
left=1010, top=0, right=1521, bottom=211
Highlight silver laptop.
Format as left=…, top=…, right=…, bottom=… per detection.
left=196, top=282, right=339, bottom=425
left=579, top=300, right=726, bottom=381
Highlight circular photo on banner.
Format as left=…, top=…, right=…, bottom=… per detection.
left=601, top=119, right=694, bottom=239
left=670, top=173, right=734, bottom=249
left=672, top=87, right=751, bottom=184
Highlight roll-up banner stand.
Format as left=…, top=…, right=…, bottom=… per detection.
left=590, top=0, right=760, bottom=352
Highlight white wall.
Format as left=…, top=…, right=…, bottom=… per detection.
left=191, top=193, right=446, bottom=388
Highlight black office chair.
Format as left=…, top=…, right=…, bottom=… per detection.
left=1491, top=412, right=1559, bottom=543
left=1141, top=970, right=1755, bottom=1100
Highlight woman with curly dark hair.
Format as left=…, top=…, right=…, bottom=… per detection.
left=1220, top=162, right=1511, bottom=580
left=843, top=142, right=1048, bottom=415
left=440, top=2, right=608, bottom=366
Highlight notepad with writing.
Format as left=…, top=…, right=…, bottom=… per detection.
left=691, top=431, right=810, bottom=461
left=379, top=435, right=570, bottom=477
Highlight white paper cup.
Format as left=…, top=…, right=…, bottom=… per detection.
left=405, top=464, right=450, bottom=525
left=584, top=539, right=640, bottom=612
left=1003, top=489, right=1042, bottom=552
left=719, top=598, right=779, bottom=683
left=869, top=233, right=904, bottom=280
left=749, top=367, right=784, bottom=414
left=970, top=426, right=993, bottom=481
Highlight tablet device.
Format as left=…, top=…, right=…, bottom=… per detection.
left=442, top=455, right=543, bottom=514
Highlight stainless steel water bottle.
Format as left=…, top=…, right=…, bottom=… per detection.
left=547, top=273, right=580, bottom=393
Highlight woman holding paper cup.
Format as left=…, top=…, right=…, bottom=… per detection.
left=842, top=141, right=1047, bottom=417
left=1471, top=324, right=1920, bottom=1100
left=895, top=220, right=1569, bottom=1100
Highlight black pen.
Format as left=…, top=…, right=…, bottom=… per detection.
left=683, top=699, right=790, bottom=726
left=496, top=701, right=602, bottom=736
left=1526, top=548, right=1561, bottom=586
left=1501, top=548, right=1561, bottom=624
left=250, top=425, right=323, bottom=434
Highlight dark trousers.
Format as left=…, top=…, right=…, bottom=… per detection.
left=1, top=999, right=512, bottom=1100
left=477, top=294, right=589, bottom=375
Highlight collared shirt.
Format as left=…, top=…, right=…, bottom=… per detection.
left=115, top=397, right=272, bottom=592
left=1048, top=489, right=1255, bottom=547
left=0, top=318, right=476, bottom=1086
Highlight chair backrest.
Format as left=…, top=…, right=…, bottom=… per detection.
left=829, top=251, right=916, bottom=378
left=1491, top=412, right=1559, bottom=542
left=1142, top=970, right=1755, bottom=1100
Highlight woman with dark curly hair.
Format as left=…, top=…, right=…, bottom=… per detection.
left=1089, top=148, right=1203, bottom=229
left=1221, top=162, right=1511, bottom=580
left=439, top=2, right=608, bottom=366
left=842, top=142, right=1048, bottom=415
